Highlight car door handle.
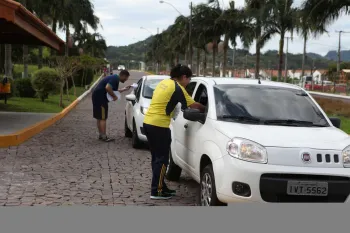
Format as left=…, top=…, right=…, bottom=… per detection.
left=184, top=123, right=188, bottom=129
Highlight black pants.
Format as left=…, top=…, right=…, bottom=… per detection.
left=143, top=123, right=171, bottom=195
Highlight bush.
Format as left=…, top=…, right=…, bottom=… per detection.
left=32, top=68, right=60, bottom=102
left=14, top=78, right=36, bottom=98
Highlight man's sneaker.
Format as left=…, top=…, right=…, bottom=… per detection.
left=150, top=192, right=172, bottom=200
left=163, top=188, right=176, bottom=196
left=99, top=136, right=115, bottom=142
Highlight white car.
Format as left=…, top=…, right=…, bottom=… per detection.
left=124, top=75, right=170, bottom=148
left=118, top=65, right=125, bottom=71
left=166, top=77, right=350, bottom=205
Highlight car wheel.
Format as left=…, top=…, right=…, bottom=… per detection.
left=124, top=116, right=132, bottom=138
left=200, top=164, right=227, bottom=206
left=132, top=119, right=142, bottom=149
left=166, top=149, right=182, bottom=181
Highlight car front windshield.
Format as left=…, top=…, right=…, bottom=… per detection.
left=142, top=79, right=163, bottom=99
left=213, top=84, right=329, bottom=127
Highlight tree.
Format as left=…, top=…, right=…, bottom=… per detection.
left=74, top=31, right=107, bottom=58
left=269, top=0, right=298, bottom=82
left=50, top=56, right=82, bottom=107
left=216, top=1, right=252, bottom=76
left=245, top=0, right=276, bottom=79
left=297, top=8, right=327, bottom=78
left=302, top=0, right=350, bottom=27
left=47, top=0, right=100, bottom=57
left=192, top=3, right=223, bottom=76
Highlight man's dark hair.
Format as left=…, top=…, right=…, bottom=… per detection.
left=170, top=64, right=192, bottom=79
left=120, top=70, right=130, bottom=76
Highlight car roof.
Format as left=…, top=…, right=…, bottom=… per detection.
left=144, top=75, right=170, bottom=80
left=191, top=77, right=302, bottom=90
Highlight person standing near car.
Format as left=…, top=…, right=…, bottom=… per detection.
left=92, top=70, right=131, bottom=142
left=143, top=64, right=205, bottom=200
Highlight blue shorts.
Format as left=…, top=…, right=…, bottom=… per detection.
left=92, top=92, right=108, bottom=120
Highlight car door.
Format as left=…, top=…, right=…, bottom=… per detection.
left=184, top=83, right=209, bottom=171
left=171, top=81, right=198, bottom=168
left=126, top=78, right=143, bottom=129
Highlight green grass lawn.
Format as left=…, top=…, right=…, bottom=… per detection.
left=333, top=116, right=350, bottom=134
left=0, top=75, right=101, bottom=113
left=13, top=64, right=47, bottom=75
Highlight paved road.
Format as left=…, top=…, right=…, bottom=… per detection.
left=0, top=71, right=198, bottom=206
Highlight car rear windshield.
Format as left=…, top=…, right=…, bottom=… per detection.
left=142, top=79, right=163, bottom=99
left=213, top=84, right=329, bottom=126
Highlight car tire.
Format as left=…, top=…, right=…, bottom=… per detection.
left=132, top=119, right=142, bottom=149
left=124, top=116, right=132, bottom=138
left=200, top=164, right=227, bottom=206
left=166, top=150, right=182, bottom=181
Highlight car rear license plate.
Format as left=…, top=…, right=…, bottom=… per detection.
left=287, top=181, right=328, bottom=196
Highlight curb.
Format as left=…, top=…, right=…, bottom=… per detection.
left=0, top=74, right=103, bottom=148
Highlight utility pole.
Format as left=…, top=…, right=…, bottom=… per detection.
left=337, top=31, right=343, bottom=72
left=284, top=36, right=292, bottom=82
left=188, top=2, right=193, bottom=68
left=335, top=30, right=350, bottom=72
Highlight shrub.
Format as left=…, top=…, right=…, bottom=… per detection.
left=31, top=68, right=60, bottom=102
left=14, top=78, right=36, bottom=98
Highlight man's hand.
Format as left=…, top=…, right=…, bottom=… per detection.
left=119, top=86, right=131, bottom=93
left=113, top=96, right=118, bottom=101
left=189, top=102, right=206, bottom=112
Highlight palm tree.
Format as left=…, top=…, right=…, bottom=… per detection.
left=49, top=0, right=100, bottom=57
left=169, top=16, right=191, bottom=64
left=268, top=0, right=298, bottom=82
left=74, top=30, right=107, bottom=58
left=216, top=1, right=252, bottom=76
left=192, top=3, right=223, bottom=76
left=245, top=0, right=276, bottom=79
left=297, top=8, right=327, bottom=78
left=302, top=0, right=350, bottom=26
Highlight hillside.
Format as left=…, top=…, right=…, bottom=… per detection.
left=106, top=36, right=341, bottom=70
left=325, top=50, right=350, bottom=61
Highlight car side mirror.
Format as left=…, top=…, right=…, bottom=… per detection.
left=183, top=108, right=206, bottom=123
left=126, top=94, right=136, bottom=102
left=329, top=117, right=341, bottom=129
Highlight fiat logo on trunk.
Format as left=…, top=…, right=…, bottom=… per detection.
left=301, top=153, right=311, bottom=163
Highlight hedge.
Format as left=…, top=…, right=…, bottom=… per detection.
left=14, top=78, right=36, bottom=98
left=31, top=68, right=60, bottom=102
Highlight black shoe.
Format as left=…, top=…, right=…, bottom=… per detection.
left=150, top=192, right=172, bottom=200
left=99, top=136, right=115, bottom=142
left=163, top=188, right=176, bottom=196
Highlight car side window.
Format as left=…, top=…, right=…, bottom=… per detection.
left=135, top=79, right=143, bottom=101
left=185, top=82, right=197, bottom=97
left=194, top=84, right=208, bottom=108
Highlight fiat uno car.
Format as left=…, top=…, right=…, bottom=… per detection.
left=165, top=77, right=350, bottom=205
left=124, top=75, right=170, bottom=148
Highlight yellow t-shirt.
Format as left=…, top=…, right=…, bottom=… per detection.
left=143, top=78, right=195, bottom=128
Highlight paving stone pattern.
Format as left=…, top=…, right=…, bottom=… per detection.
left=0, top=71, right=199, bottom=206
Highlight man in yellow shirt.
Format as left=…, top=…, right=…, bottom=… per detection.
left=143, top=64, right=205, bottom=200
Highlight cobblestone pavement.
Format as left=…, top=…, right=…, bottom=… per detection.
left=0, top=71, right=199, bottom=206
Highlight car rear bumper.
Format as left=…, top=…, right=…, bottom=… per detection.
left=214, top=155, right=350, bottom=203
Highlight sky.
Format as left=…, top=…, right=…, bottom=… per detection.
left=56, top=0, right=350, bottom=56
